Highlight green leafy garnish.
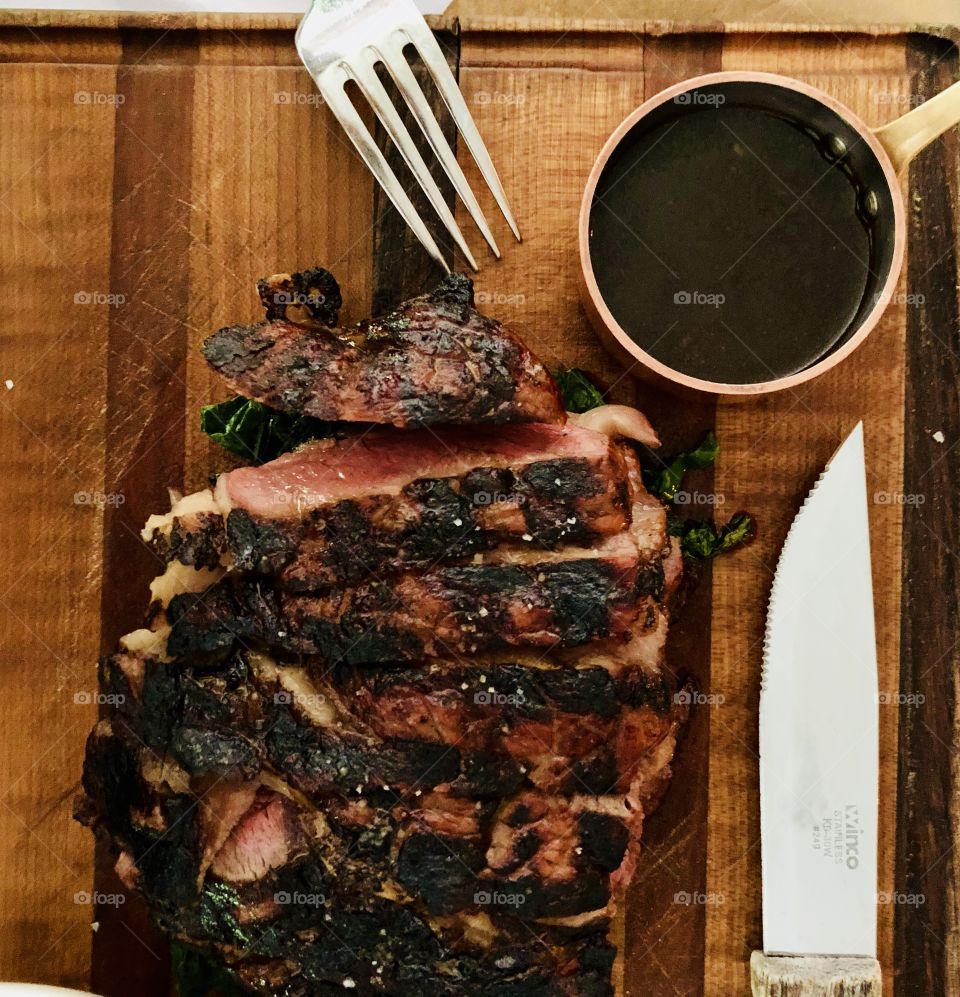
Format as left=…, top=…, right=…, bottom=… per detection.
left=552, top=368, right=605, bottom=414
left=171, top=941, right=244, bottom=997
left=644, top=431, right=719, bottom=502
left=670, top=510, right=755, bottom=560
left=644, top=430, right=753, bottom=560
left=200, top=396, right=333, bottom=464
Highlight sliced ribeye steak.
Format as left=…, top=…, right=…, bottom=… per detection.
left=78, top=269, right=689, bottom=997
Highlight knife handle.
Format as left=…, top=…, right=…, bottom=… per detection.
left=750, top=952, right=881, bottom=996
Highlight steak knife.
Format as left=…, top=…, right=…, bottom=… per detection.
left=751, top=422, right=881, bottom=996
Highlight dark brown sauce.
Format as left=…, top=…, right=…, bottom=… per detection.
left=590, top=103, right=877, bottom=384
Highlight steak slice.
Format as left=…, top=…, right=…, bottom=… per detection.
left=146, top=421, right=637, bottom=588
left=98, top=648, right=478, bottom=797
left=203, top=272, right=564, bottom=428
left=165, top=535, right=661, bottom=665
left=100, top=634, right=684, bottom=805
left=340, top=660, right=685, bottom=796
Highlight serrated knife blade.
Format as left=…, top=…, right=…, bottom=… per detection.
left=753, top=422, right=880, bottom=993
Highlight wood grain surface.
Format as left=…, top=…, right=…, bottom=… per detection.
left=895, top=35, right=960, bottom=997
left=0, top=14, right=956, bottom=997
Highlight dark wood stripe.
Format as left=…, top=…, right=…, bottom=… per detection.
left=620, top=33, right=723, bottom=997
left=624, top=405, right=718, bottom=997
left=92, top=31, right=198, bottom=997
left=895, top=34, right=960, bottom=997
left=371, top=28, right=460, bottom=313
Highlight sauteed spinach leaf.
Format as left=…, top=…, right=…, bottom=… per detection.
left=200, top=396, right=332, bottom=465
left=552, top=368, right=605, bottom=413
left=670, top=510, right=755, bottom=560
left=643, top=431, right=719, bottom=502
left=646, top=431, right=754, bottom=560
left=171, top=941, right=244, bottom=997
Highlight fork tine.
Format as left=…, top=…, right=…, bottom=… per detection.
left=403, top=22, right=521, bottom=242
left=349, top=59, right=479, bottom=272
left=320, top=71, right=450, bottom=274
left=378, top=40, right=500, bottom=259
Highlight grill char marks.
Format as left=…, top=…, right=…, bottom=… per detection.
left=78, top=738, right=639, bottom=994
left=203, top=273, right=564, bottom=428
left=339, top=662, right=685, bottom=795
left=79, top=651, right=675, bottom=993
left=99, top=641, right=685, bottom=805
left=257, top=266, right=343, bottom=326
left=98, top=649, right=475, bottom=798
left=149, top=422, right=636, bottom=591
left=164, top=511, right=226, bottom=571
left=165, top=542, right=661, bottom=665
left=94, top=766, right=622, bottom=997
left=226, top=443, right=633, bottom=590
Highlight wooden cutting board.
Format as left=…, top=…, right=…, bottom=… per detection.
left=0, top=11, right=957, bottom=996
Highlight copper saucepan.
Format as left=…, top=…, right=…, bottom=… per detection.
left=578, top=71, right=960, bottom=396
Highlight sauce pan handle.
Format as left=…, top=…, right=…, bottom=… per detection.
left=874, top=79, right=960, bottom=173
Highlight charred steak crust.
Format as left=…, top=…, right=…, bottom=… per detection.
left=99, top=645, right=681, bottom=799
left=165, top=553, right=662, bottom=664
left=81, top=640, right=683, bottom=991
left=152, top=425, right=635, bottom=591
left=79, top=269, right=688, bottom=997
left=81, top=722, right=618, bottom=995
left=159, top=511, right=228, bottom=571
left=202, top=273, right=565, bottom=428
left=257, top=267, right=343, bottom=326
left=225, top=451, right=632, bottom=589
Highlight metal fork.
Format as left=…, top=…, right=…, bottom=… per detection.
left=295, top=0, right=520, bottom=273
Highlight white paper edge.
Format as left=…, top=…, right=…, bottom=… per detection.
left=0, top=0, right=451, bottom=14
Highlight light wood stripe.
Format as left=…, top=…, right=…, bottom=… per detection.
left=709, top=35, right=911, bottom=997
left=0, top=56, right=117, bottom=990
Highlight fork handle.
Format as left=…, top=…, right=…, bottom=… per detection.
left=750, top=952, right=881, bottom=996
